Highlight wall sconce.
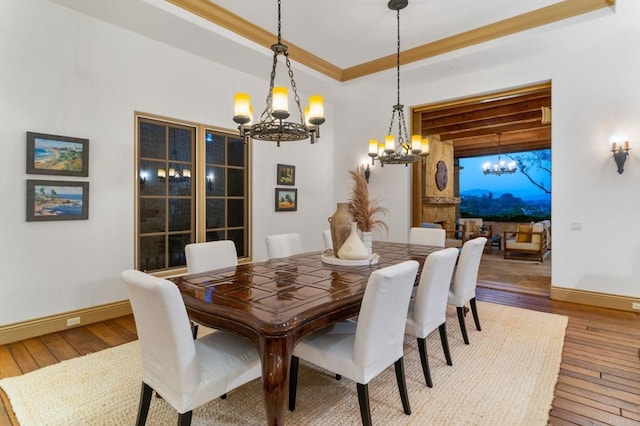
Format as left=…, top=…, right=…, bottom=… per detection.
left=359, top=163, right=371, bottom=184
left=611, top=141, right=630, bottom=174
left=165, top=167, right=191, bottom=179
left=206, top=173, right=214, bottom=191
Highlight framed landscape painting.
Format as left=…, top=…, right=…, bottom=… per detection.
left=277, top=164, right=295, bottom=186
left=275, top=188, right=297, bottom=212
left=27, top=180, right=89, bottom=221
left=27, top=132, right=89, bottom=177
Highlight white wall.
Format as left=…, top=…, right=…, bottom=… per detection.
left=0, top=0, right=335, bottom=325
left=2, top=0, right=639, bottom=327
left=334, top=1, right=640, bottom=299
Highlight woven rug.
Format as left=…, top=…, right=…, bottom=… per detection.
left=0, top=302, right=567, bottom=425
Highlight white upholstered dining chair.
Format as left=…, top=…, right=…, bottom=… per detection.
left=121, top=270, right=262, bottom=426
left=322, top=229, right=333, bottom=250
left=405, top=247, right=459, bottom=387
left=184, top=240, right=238, bottom=338
left=184, top=240, right=238, bottom=274
left=265, top=233, right=304, bottom=259
left=409, top=227, right=446, bottom=248
left=288, top=260, right=419, bottom=425
left=448, top=237, right=487, bottom=344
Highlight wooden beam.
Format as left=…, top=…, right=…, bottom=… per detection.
left=424, top=94, right=551, bottom=121
left=424, top=110, right=543, bottom=135
left=421, top=97, right=551, bottom=129
left=343, top=0, right=615, bottom=81
left=439, top=122, right=550, bottom=141
left=167, top=0, right=614, bottom=82
left=166, top=0, right=343, bottom=80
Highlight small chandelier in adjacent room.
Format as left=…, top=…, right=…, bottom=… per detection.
left=232, top=0, right=325, bottom=146
left=367, top=0, right=428, bottom=167
left=483, top=132, right=517, bottom=176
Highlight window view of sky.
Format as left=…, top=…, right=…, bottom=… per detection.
left=459, top=150, right=551, bottom=202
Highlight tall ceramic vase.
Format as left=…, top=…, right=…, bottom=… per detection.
left=360, top=231, right=373, bottom=255
left=338, top=222, right=370, bottom=260
left=329, top=203, right=353, bottom=258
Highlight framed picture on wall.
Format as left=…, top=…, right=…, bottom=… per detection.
left=27, top=132, right=89, bottom=177
left=275, top=188, right=297, bottom=212
left=276, top=164, right=295, bottom=186
left=26, top=180, right=89, bottom=221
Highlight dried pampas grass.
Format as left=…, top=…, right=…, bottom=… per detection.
left=348, top=168, right=388, bottom=233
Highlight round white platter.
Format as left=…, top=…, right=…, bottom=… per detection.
left=320, top=252, right=379, bottom=266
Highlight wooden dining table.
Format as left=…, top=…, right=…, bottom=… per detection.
left=172, top=241, right=440, bottom=425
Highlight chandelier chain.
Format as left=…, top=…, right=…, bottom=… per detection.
left=277, top=0, right=282, bottom=44
left=396, top=9, right=401, bottom=107
left=261, top=52, right=279, bottom=122
left=285, top=53, right=305, bottom=125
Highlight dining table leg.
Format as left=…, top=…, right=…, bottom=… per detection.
left=259, top=335, right=293, bottom=426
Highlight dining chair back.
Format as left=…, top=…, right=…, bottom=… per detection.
left=289, top=260, right=419, bottom=425
left=322, top=229, right=333, bottom=250
left=265, top=233, right=303, bottom=259
left=185, top=240, right=238, bottom=274
left=405, top=248, right=459, bottom=387
left=448, top=237, right=487, bottom=344
left=121, top=270, right=261, bottom=425
left=409, top=227, right=446, bottom=248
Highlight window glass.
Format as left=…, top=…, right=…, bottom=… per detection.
left=140, top=122, right=166, bottom=159
left=228, top=169, right=244, bottom=196
left=206, top=166, right=225, bottom=197
left=137, top=117, right=250, bottom=272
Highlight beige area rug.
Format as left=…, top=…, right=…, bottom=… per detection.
left=0, top=302, right=567, bottom=426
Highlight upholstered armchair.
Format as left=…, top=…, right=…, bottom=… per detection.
left=458, top=218, right=493, bottom=242
left=503, top=221, right=550, bottom=262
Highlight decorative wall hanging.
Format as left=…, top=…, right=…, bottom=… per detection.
left=275, top=188, right=297, bottom=211
left=26, top=179, right=89, bottom=221
left=27, top=132, right=89, bottom=177
left=277, top=164, right=295, bottom=185
left=435, top=160, right=448, bottom=191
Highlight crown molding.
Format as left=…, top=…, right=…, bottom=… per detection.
left=167, top=0, right=615, bottom=82
left=342, top=0, right=615, bottom=81
left=166, top=0, right=343, bottom=80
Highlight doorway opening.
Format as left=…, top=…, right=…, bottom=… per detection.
left=410, top=82, right=551, bottom=295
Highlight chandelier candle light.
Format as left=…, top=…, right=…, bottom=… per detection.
left=232, top=0, right=325, bottom=146
left=367, top=0, right=428, bottom=167
left=482, top=132, right=517, bottom=176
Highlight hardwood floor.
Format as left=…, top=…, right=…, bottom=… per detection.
left=478, top=248, right=551, bottom=296
left=1, top=287, right=638, bottom=425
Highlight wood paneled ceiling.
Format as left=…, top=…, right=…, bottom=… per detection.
left=415, top=84, right=551, bottom=158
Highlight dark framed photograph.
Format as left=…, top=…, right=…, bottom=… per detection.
left=27, top=132, right=89, bottom=177
left=277, top=163, right=295, bottom=186
left=27, top=180, right=89, bottom=221
left=275, top=188, right=297, bottom=212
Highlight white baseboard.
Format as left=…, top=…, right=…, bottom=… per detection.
left=0, top=301, right=132, bottom=345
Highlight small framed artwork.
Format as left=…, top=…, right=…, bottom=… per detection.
left=277, top=163, right=295, bottom=186
left=275, top=188, right=297, bottom=212
left=27, top=180, right=89, bottom=221
left=27, top=132, right=89, bottom=177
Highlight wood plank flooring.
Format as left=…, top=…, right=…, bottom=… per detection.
left=1, top=287, right=638, bottom=425
left=478, top=248, right=551, bottom=296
